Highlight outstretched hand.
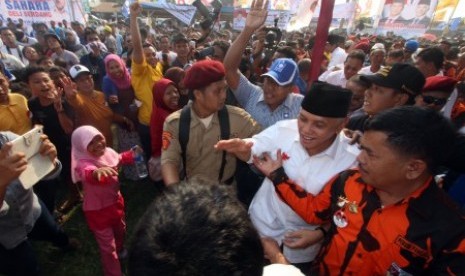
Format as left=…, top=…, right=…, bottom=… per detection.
left=92, top=167, right=118, bottom=182
left=245, top=0, right=269, bottom=31
left=214, top=138, right=253, bottom=162
left=252, top=149, right=283, bottom=178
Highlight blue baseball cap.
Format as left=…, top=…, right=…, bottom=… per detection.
left=262, top=58, right=298, bottom=86
left=404, top=40, right=419, bottom=53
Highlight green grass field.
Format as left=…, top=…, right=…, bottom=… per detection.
left=33, top=179, right=160, bottom=276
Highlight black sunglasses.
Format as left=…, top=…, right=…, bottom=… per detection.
left=422, top=95, right=447, bottom=106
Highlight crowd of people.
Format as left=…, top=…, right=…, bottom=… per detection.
left=1, top=0, right=465, bottom=275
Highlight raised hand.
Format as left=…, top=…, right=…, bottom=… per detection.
left=252, top=149, right=282, bottom=178
left=60, top=77, right=78, bottom=99
left=245, top=0, right=269, bottom=31
left=53, top=87, right=64, bottom=112
left=130, top=2, right=142, bottom=17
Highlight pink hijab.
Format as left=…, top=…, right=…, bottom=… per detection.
left=71, top=125, right=119, bottom=183
left=104, top=54, right=132, bottom=90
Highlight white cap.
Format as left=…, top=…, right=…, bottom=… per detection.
left=262, top=264, right=305, bottom=276
left=69, top=65, right=91, bottom=79
left=371, top=43, right=386, bottom=53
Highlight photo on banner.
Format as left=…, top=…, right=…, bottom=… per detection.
left=376, top=0, right=438, bottom=38
left=0, top=0, right=86, bottom=33
left=232, top=0, right=292, bottom=31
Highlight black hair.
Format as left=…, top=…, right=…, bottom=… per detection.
left=21, top=66, right=48, bottom=83
left=388, top=49, right=404, bottom=59
left=346, top=50, right=366, bottom=64
left=276, top=46, right=297, bottom=61
left=129, top=180, right=264, bottom=276
left=212, top=40, right=230, bottom=55
left=417, top=47, right=445, bottom=70
left=365, top=106, right=457, bottom=173
left=48, top=65, right=71, bottom=78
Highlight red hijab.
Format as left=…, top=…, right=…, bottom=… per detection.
left=150, top=78, right=178, bottom=157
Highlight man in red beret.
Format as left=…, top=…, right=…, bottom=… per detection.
left=161, top=60, right=261, bottom=186
left=415, top=76, right=457, bottom=112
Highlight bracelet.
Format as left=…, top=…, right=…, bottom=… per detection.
left=316, top=226, right=327, bottom=238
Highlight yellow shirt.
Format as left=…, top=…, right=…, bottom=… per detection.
left=0, top=93, right=31, bottom=135
left=131, top=59, right=163, bottom=125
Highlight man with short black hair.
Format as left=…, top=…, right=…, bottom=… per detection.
left=171, top=33, right=190, bottom=69
left=325, top=34, right=347, bottom=68
left=415, top=47, right=444, bottom=77
left=0, top=27, right=26, bottom=66
left=321, top=50, right=365, bottom=88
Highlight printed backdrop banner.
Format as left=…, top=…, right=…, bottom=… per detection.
left=287, top=0, right=318, bottom=31
left=375, top=0, right=438, bottom=38
left=233, top=8, right=291, bottom=30
left=0, top=0, right=85, bottom=32
left=139, top=1, right=197, bottom=25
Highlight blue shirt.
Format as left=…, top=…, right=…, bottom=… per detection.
left=232, top=74, right=303, bottom=129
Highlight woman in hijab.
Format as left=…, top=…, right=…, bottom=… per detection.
left=102, top=54, right=140, bottom=180
left=164, top=67, right=188, bottom=107
left=148, top=78, right=180, bottom=181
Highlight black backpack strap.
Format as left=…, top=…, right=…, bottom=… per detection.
left=179, top=105, right=191, bottom=180
left=217, top=105, right=230, bottom=183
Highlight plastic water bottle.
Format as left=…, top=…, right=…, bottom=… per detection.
left=133, top=146, right=148, bottom=179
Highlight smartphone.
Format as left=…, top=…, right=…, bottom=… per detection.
left=10, top=125, right=55, bottom=189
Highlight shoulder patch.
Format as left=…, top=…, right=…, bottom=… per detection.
left=162, top=131, right=173, bottom=151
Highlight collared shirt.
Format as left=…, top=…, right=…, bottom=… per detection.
left=328, top=47, right=347, bottom=68
left=0, top=132, right=62, bottom=249
left=270, top=169, right=465, bottom=275
left=161, top=103, right=261, bottom=183
left=0, top=93, right=31, bottom=135
left=247, top=120, right=359, bottom=263
left=131, top=59, right=163, bottom=125
left=324, top=69, right=347, bottom=88
left=359, top=65, right=381, bottom=75
left=232, top=74, right=303, bottom=129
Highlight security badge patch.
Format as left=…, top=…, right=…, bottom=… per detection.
left=162, top=131, right=173, bottom=151
left=333, top=196, right=358, bottom=228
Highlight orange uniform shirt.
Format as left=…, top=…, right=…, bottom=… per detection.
left=270, top=168, right=465, bottom=275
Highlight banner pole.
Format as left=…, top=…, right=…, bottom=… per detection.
left=308, top=0, right=336, bottom=85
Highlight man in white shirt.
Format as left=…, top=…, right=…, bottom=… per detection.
left=0, top=28, right=27, bottom=66
left=359, top=43, right=386, bottom=76
left=155, top=35, right=177, bottom=64
left=322, top=50, right=365, bottom=88
left=326, top=34, right=347, bottom=69
left=215, top=82, right=359, bottom=273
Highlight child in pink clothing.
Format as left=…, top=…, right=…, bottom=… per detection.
left=71, top=125, right=136, bottom=276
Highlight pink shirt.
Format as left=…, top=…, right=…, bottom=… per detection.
left=75, top=151, right=134, bottom=211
